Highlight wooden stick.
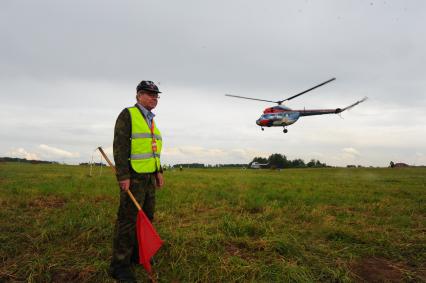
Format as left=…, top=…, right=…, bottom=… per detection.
left=126, top=189, right=142, bottom=211
left=97, top=146, right=142, bottom=211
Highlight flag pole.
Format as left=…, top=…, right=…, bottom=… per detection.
left=97, top=147, right=142, bottom=210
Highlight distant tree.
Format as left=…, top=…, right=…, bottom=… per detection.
left=301, top=158, right=327, bottom=168
left=390, top=161, right=395, bottom=168
left=291, top=158, right=305, bottom=168
left=315, top=160, right=327, bottom=167
left=253, top=157, right=268, bottom=163
left=268, top=153, right=288, bottom=168
left=0, top=157, right=56, bottom=164
left=220, top=164, right=247, bottom=168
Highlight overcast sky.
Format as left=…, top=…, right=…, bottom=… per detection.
left=1, top=0, right=425, bottom=167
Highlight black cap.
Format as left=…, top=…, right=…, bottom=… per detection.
left=136, top=80, right=161, bottom=93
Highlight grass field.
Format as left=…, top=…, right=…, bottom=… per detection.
left=0, top=162, right=425, bottom=282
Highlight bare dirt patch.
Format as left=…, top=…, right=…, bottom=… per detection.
left=92, top=195, right=114, bottom=203
left=28, top=195, right=66, bottom=208
left=225, top=241, right=253, bottom=260
left=51, top=270, right=80, bottom=283
left=350, top=257, right=406, bottom=282
left=245, top=206, right=266, bottom=214
left=225, top=240, right=267, bottom=261
left=51, top=267, right=96, bottom=283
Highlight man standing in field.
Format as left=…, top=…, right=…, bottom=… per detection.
left=109, top=80, right=164, bottom=282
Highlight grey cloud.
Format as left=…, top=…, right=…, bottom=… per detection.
left=2, top=1, right=425, bottom=93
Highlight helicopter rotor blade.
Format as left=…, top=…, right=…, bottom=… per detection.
left=278, top=77, right=336, bottom=104
left=225, top=94, right=278, bottom=104
left=337, top=96, right=368, bottom=113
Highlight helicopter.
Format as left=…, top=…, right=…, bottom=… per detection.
left=225, top=78, right=367, bottom=133
left=250, top=161, right=270, bottom=169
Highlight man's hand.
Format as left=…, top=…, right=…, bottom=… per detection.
left=155, top=173, right=164, bottom=188
left=118, top=179, right=130, bottom=191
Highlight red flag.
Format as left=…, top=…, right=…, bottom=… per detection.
left=136, top=210, right=164, bottom=273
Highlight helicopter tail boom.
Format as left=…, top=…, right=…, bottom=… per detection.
left=298, top=109, right=341, bottom=116
left=297, top=97, right=368, bottom=117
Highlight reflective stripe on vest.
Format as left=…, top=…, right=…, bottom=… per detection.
left=131, top=153, right=161, bottom=160
left=132, top=133, right=162, bottom=140
left=127, top=106, right=162, bottom=173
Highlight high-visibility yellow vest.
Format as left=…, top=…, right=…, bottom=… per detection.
left=127, top=106, right=162, bottom=173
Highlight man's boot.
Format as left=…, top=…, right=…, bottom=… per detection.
left=109, top=266, right=137, bottom=283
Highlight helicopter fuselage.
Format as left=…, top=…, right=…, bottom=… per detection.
left=256, top=105, right=300, bottom=127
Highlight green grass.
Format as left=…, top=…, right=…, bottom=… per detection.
left=0, top=163, right=425, bottom=282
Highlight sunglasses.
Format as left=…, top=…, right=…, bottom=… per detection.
left=144, top=92, right=160, bottom=99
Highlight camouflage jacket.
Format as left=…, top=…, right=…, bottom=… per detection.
left=113, top=104, right=161, bottom=181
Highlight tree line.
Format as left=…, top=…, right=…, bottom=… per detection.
left=250, top=153, right=327, bottom=169
left=0, top=157, right=58, bottom=164
left=168, top=154, right=327, bottom=169
left=171, top=163, right=247, bottom=169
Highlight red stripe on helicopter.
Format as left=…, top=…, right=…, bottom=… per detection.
left=258, top=119, right=270, bottom=126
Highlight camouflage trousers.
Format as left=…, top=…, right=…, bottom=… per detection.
left=109, top=174, right=157, bottom=273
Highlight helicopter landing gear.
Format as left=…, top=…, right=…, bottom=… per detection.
left=261, top=127, right=264, bottom=131
left=283, top=127, right=288, bottom=133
